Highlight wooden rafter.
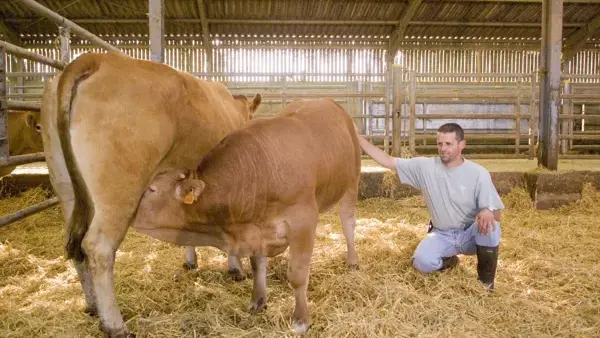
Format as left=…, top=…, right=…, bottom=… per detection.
left=563, top=13, right=600, bottom=62
left=2, top=18, right=587, bottom=29
left=196, top=0, right=213, bottom=72
left=0, top=19, right=22, bottom=45
left=389, top=0, right=422, bottom=56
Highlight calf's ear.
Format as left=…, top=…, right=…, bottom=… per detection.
left=175, top=178, right=205, bottom=204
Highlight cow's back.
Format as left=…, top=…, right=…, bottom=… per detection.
left=199, top=98, right=360, bottom=219
left=277, top=99, right=361, bottom=210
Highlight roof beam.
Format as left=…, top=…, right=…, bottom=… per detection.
left=563, top=12, right=600, bottom=62
left=0, top=19, right=22, bottom=45
left=196, top=0, right=213, bottom=72
left=2, top=18, right=587, bottom=28
left=389, top=0, right=422, bottom=55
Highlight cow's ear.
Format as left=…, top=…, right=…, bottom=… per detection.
left=175, top=178, right=205, bottom=204
left=26, top=114, right=36, bottom=128
left=249, top=93, right=262, bottom=113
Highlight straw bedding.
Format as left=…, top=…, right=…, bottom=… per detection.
left=0, top=185, right=599, bottom=337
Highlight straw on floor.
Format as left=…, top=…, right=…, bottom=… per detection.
left=1, top=184, right=599, bottom=337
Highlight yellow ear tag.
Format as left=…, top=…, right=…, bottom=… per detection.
left=184, top=191, right=196, bottom=205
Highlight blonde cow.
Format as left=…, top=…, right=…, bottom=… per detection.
left=40, top=51, right=260, bottom=338
left=0, top=111, right=44, bottom=177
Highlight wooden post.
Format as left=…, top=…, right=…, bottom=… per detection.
left=529, top=72, right=536, bottom=160
left=515, top=80, right=521, bottom=155
left=59, top=26, right=70, bottom=63
left=561, top=79, right=571, bottom=155
left=149, top=0, right=165, bottom=63
left=0, top=45, right=7, bottom=163
left=12, top=57, right=24, bottom=101
left=538, top=0, right=563, bottom=170
left=392, top=66, right=403, bottom=157
left=384, top=55, right=392, bottom=154
left=409, top=71, right=416, bottom=156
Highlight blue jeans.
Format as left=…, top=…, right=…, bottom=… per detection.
left=412, top=222, right=502, bottom=273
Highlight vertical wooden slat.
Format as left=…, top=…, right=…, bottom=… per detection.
left=515, top=80, right=521, bottom=155
left=0, top=44, right=8, bottom=162
left=409, top=71, right=416, bottom=156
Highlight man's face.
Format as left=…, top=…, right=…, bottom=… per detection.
left=436, top=132, right=465, bottom=164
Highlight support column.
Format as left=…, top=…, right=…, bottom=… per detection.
left=384, top=54, right=392, bottom=154
left=149, top=0, right=165, bottom=63
left=392, top=65, right=404, bottom=157
left=561, top=79, right=571, bottom=155
left=538, top=0, right=563, bottom=171
left=59, top=26, right=71, bottom=63
left=0, top=45, right=8, bottom=162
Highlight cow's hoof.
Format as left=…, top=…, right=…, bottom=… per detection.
left=101, top=324, right=135, bottom=338
left=292, top=319, right=310, bottom=335
left=248, top=297, right=267, bottom=313
left=84, top=305, right=98, bottom=317
left=347, top=263, right=359, bottom=270
left=228, top=268, right=247, bottom=281
left=183, top=262, right=197, bottom=270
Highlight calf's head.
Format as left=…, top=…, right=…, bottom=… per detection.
left=133, top=169, right=205, bottom=230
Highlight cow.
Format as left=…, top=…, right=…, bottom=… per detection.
left=130, top=98, right=361, bottom=335
left=40, top=51, right=261, bottom=338
left=0, top=111, right=44, bottom=177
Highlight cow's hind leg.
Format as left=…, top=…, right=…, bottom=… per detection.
left=228, top=255, right=247, bottom=281
left=285, top=205, right=318, bottom=335
left=183, top=246, right=197, bottom=270
left=75, top=260, right=98, bottom=316
left=339, top=185, right=359, bottom=269
left=57, top=189, right=99, bottom=315
left=82, top=211, right=134, bottom=338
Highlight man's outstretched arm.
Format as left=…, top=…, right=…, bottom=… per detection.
left=358, top=135, right=396, bottom=170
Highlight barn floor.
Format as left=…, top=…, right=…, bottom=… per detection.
left=1, top=186, right=599, bottom=337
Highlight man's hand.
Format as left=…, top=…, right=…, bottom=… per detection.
left=475, top=208, right=496, bottom=236
left=357, top=135, right=396, bottom=170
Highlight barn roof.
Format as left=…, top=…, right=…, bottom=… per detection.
left=2, top=0, right=600, bottom=45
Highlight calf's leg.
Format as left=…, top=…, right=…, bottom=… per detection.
left=339, top=186, right=359, bottom=269
left=248, top=255, right=267, bottom=312
left=183, top=246, right=197, bottom=270
left=285, top=206, right=318, bottom=335
left=228, top=255, right=247, bottom=281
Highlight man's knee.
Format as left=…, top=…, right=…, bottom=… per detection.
left=475, top=221, right=502, bottom=247
left=412, top=251, right=442, bottom=273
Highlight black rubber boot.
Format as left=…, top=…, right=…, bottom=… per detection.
left=440, top=255, right=459, bottom=271
left=476, top=245, right=499, bottom=292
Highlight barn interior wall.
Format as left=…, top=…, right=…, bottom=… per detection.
left=4, top=40, right=600, bottom=137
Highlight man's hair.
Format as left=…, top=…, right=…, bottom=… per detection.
left=437, top=123, right=464, bottom=142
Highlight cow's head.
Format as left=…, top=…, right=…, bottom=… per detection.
left=233, top=93, right=262, bottom=120
left=22, top=111, right=44, bottom=152
left=133, top=169, right=205, bottom=230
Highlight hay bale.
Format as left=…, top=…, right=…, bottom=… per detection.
left=0, top=174, right=52, bottom=199
left=489, top=172, right=529, bottom=196
left=534, top=171, right=600, bottom=210
left=358, top=170, right=419, bottom=200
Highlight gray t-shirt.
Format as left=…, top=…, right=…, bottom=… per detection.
left=395, top=157, right=504, bottom=230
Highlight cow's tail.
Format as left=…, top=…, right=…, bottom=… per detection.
left=56, top=53, right=103, bottom=262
